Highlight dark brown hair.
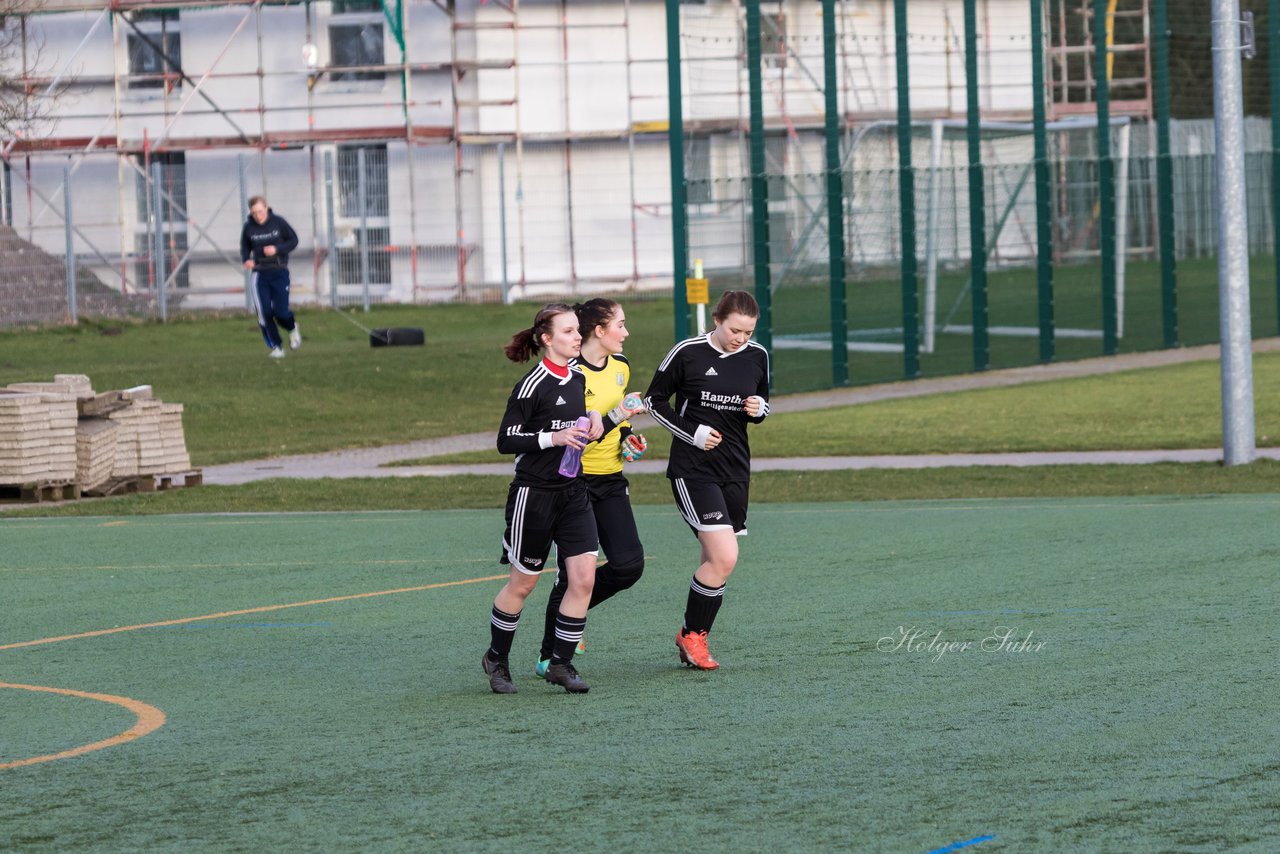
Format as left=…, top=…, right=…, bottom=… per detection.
left=247, top=195, right=267, bottom=210
left=712, top=289, right=760, bottom=323
left=574, top=298, right=620, bottom=340
left=504, top=303, right=575, bottom=363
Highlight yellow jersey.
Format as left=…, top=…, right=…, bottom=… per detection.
left=577, top=353, right=631, bottom=476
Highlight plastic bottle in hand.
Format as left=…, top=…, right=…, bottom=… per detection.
left=558, top=416, right=592, bottom=477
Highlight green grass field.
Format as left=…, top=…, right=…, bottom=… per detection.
left=2, top=302, right=1280, bottom=517
left=3, top=499, right=1277, bottom=851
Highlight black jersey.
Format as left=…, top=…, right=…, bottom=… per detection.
left=644, top=333, right=770, bottom=482
left=497, top=360, right=588, bottom=488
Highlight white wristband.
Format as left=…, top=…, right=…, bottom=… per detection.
left=538, top=431, right=555, bottom=450
left=692, top=423, right=714, bottom=450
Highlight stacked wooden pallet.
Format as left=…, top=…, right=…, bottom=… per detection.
left=0, top=392, right=54, bottom=483
left=0, top=378, right=82, bottom=483
left=76, top=418, right=119, bottom=492
left=0, top=375, right=197, bottom=501
left=159, top=403, right=192, bottom=472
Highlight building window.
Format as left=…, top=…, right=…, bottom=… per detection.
left=328, top=1, right=384, bottom=83
left=687, top=137, right=712, bottom=205
left=338, top=144, right=389, bottom=217
left=128, top=10, right=181, bottom=92
left=765, top=134, right=787, bottom=200
left=134, top=152, right=189, bottom=290
left=336, top=144, right=390, bottom=285
left=336, top=226, right=391, bottom=286
left=762, top=11, right=786, bottom=70
left=332, top=0, right=381, bottom=12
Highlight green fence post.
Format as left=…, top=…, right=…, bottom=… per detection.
left=746, top=0, right=774, bottom=362
left=666, top=0, right=689, bottom=342
left=823, top=0, right=848, bottom=386
left=964, top=0, right=989, bottom=371
left=1094, top=0, right=1118, bottom=355
left=1154, top=0, right=1179, bottom=347
left=1030, top=0, right=1055, bottom=363
left=895, top=0, right=921, bottom=379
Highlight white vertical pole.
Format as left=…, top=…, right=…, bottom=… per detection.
left=694, top=257, right=707, bottom=334
left=63, top=164, right=77, bottom=324
left=1212, top=0, right=1256, bottom=465
left=1115, top=120, right=1130, bottom=339
left=923, top=119, right=944, bottom=354
left=239, top=154, right=251, bottom=313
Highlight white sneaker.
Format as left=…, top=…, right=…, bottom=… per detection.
left=289, top=324, right=301, bottom=351
left=268, top=347, right=286, bottom=359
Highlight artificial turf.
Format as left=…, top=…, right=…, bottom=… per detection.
left=2, top=497, right=1277, bottom=851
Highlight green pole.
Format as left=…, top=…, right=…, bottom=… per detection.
left=823, top=0, right=848, bottom=386
left=1153, top=0, right=1178, bottom=347
left=380, top=0, right=404, bottom=52
left=964, top=0, right=988, bottom=371
left=746, top=0, right=774, bottom=360
left=1270, top=0, right=1280, bottom=334
left=1030, top=0, right=1055, bottom=363
left=1094, top=0, right=1118, bottom=354
left=894, top=0, right=921, bottom=379
left=665, top=0, right=689, bottom=342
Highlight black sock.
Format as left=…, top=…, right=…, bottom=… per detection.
left=550, top=613, right=587, bottom=665
left=487, top=605, right=520, bottom=661
left=539, top=572, right=568, bottom=660
left=682, top=575, right=725, bottom=635
left=588, top=561, right=623, bottom=608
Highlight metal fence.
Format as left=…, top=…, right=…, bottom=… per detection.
left=671, top=0, right=1280, bottom=393
left=0, top=136, right=678, bottom=327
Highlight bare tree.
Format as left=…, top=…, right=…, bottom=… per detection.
left=0, top=1, right=61, bottom=146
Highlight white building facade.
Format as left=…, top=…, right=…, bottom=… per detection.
left=2, top=0, right=1036, bottom=307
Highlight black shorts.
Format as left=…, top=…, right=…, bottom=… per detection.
left=500, top=482, right=599, bottom=575
left=585, top=473, right=643, bottom=567
left=670, top=477, right=749, bottom=536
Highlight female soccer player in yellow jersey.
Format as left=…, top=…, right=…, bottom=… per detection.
left=536, top=299, right=649, bottom=678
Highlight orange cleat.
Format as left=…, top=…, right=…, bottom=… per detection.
left=675, top=629, right=720, bottom=670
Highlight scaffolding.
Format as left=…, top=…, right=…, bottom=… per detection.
left=3, top=0, right=679, bottom=312
left=0, top=0, right=1104, bottom=320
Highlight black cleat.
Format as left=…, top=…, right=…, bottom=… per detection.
left=544, top=662, right=590, bottom=693
left=482, top=654, right=517, bottom=694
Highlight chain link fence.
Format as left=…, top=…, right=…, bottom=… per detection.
left=0, top=136, right=677, bottom=328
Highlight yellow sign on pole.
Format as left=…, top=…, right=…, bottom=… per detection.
left=686, top=278, right=709, bottom=305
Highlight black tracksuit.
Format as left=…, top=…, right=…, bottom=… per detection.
left=240, top=209, right=300, bottom=351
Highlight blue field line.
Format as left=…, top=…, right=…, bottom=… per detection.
left=150, top=622, right=334, bottom=630
left=925, top=834, right=996, bottom=854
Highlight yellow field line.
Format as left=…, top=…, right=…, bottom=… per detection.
left=0, top=682, right=167, bottom=770
left=1, top=557, right=490, bottom=574
left=0, top=573, right=509, bottom=652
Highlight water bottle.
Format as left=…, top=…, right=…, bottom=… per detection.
left=558, top=416, right=592, bottom=477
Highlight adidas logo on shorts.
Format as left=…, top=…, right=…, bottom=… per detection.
left=556, top=396, right=566, bottom=405
left=705, top=367, right=718, bottom=376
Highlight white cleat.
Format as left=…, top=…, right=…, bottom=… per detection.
left=289, top=324, right=301, bottom=351
left=268, top=347, right=286, bottom=359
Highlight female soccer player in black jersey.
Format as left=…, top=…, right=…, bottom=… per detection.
left=644, top=290, right=770, bottom=670
left=483, top=304, right=604, bottom=694
left=535, top=299, right=649, bottom=678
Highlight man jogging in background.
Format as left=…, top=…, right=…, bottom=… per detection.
left=241, top=195, right=301, bottom=359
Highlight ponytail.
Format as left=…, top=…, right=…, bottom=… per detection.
left=504, top=302, right=575, bottom=363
